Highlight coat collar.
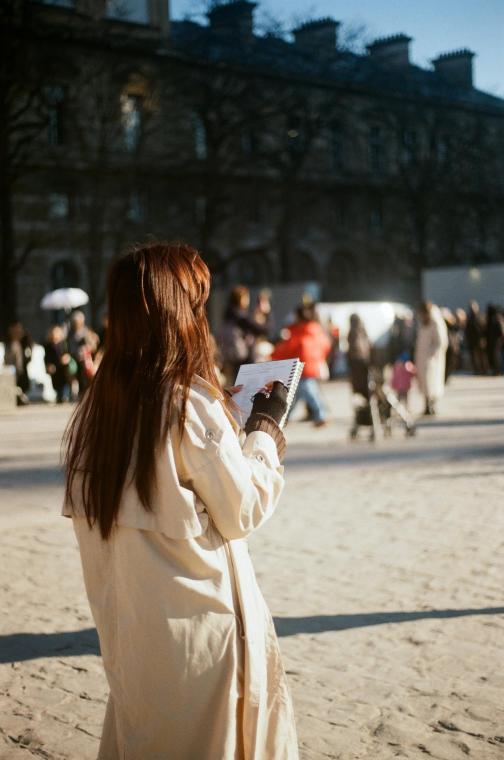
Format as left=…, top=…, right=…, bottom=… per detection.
left=193, top=374, right=225, bottom=401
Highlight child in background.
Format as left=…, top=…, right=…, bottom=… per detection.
left=391, top=351, right=416, bottom=407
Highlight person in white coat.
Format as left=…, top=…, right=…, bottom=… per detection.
left=415, top=301, right=448, bottom=416
left=63, top=242, right=298, bottom=759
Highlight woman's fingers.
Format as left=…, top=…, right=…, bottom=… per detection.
left=224, top=384, right=244, bottom=397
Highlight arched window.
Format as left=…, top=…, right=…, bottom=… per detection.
left=120, top=73, right=151, bottom=151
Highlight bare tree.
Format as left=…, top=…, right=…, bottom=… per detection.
left=0, top=0, right=48, bottom=332
left=60, top=42, right=159, bottom=324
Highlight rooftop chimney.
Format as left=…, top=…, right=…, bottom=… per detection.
left=208, top=1, right=257, bottom=38
left=151, top=0, right=170, bottom=34
left=293, top=18, right=339, bottom=54
left=432, top=49, right=474, bottom=88
left=367, top=34, right=412, bottom=67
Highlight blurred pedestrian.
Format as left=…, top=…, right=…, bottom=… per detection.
left=465, top=301, right=487, bottom=375
left=455, top=309, right=469, bottom=370
left=388, top=316, right=414, bottom=365
left=252, top=289, right=274, bottom=337
left=218, top=285, right=266, bottom=383
left=67, top=310, right=99, bottom=397
left=443, top=308, right=461, bottom=382
left=272, top=303, right=331, bottom=426
left=251, top=290, right=275, bottom=362
left=326, top=317, right=341, bottom=379
left=415, top=302, right=448, bottom=416
left=391, top=351, right=415, bottom=407
left=485, top=303, right=504, bottom=375
left=63, top=242, right=297, bottom=759
left=347, top=314, right=371, bottom=399
left=4, top=322, right=33, bottom=405
left=44, top=325, right=71, bottom=403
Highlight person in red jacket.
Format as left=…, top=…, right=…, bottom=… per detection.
left=272, top=303, right=331, bottom=426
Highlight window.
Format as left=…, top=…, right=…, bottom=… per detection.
left=44, top=85, right=65, bottom=146
left=121, top=93, right=143, bottom=151
left=193, top=115, right=207, bottom=160
left=48, top=192, right=70, bottom=219
left=435, top=134, right=450, bottom=163
left=402, top=128, right=417, bottom=164
left=127, top=192, right=145, bottom=223
left=369, top=126, right=385, bottom=174
left=106, top=0, right=149, bottom=23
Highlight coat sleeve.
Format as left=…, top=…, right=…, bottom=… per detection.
left=174, top=392, right=285, bottom=541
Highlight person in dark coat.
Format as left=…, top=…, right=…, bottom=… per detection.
left=465, top=301, right=487, bottom=375
left=485, top=304, right=504, bottom=375
left=347, top=314, right=372, bottom=398
left=44, top=325, right=71, bottom=402
left=443, top=309, right=462, bottom=382
left=218, top=285, right=266, bottom=384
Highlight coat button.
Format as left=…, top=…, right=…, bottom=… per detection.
left=205, top=429, right=215, bottom=440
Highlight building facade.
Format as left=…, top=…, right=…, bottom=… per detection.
left=3, top=0, right=504, bottom=337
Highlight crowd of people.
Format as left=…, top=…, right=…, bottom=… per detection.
left=2, top=291, right=503, bottom=418
left=217, top=287, right=332, bottom=427
left=3, top=311, right=101, bottom=405
left=217, top=288, right=504, bottom=425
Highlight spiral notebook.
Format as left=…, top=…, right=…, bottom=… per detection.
left=232, top=358, right=304, bottom=429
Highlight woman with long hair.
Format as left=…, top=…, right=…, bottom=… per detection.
left=63, top=242, right=298, bottom=759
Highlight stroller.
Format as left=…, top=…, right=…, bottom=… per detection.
left=349, top=366, right=416, bottom=441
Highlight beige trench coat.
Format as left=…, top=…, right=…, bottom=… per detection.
left=63, top=377, right=298, bottom=760
left=415, top=309, right=448, bottom=401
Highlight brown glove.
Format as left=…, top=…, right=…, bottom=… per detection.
left=244, top=382, right=288, bottom=461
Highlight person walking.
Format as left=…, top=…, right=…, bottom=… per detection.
left=218, top=286, right=266, bottom=384
left=44, top=325, right=71, bottom=403
left=465, top=301, right=487, bottom=375
left=4, top=322, right=33, bottom=405
left=415, top=301, right=448, bottom=416
left=63, top=242, right=298, bottom=760
left=485, top=303, right=504, bottom=375
left=271, top=303, right=331, bottom=427
left=67, top=310, right=99, bottom=397
left=347, top=313, right=372, bottom=399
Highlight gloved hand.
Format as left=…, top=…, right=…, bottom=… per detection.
left=247, top=381, right=288, bottom=427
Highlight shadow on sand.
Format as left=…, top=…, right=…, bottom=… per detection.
left=273, top=606, right=504, bottom=636
left=2, top=606, right=504, bottom=662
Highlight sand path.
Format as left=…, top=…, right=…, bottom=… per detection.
left=1, top=375, right=503, bottom=759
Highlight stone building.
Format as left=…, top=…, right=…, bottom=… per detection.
left=5, top=0, right=504, bottom=337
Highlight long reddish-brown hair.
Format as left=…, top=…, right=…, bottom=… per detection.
left=64, top=241, right=226, bottom=540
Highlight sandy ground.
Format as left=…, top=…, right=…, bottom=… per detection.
left=0, top=375, right=503, bottom=760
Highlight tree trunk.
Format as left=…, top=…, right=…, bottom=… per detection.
left=0, top=167, right=17, bottom=334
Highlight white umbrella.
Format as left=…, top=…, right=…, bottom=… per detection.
left=40, top=287, right=89, bottom=311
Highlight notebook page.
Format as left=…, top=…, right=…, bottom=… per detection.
left=233, top=359, right=300, bottom=426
